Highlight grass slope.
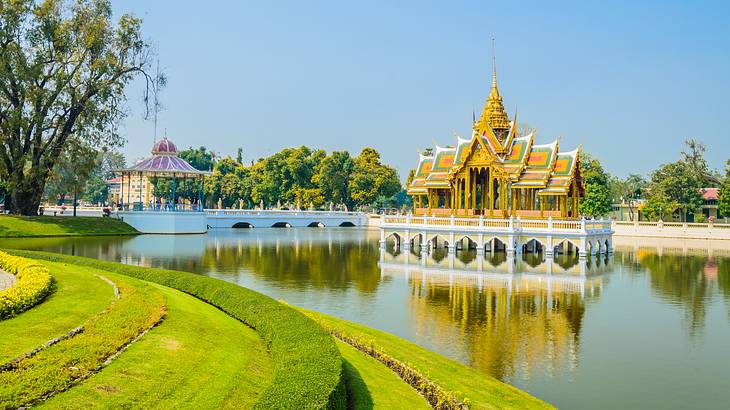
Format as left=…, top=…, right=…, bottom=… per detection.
left=41, top=279, right=274, bottom=409
left=0, top=262, right=113, bottom=362
left=4, top=250, right=346, bottom=409
left=0, top=270, right=166, bottom=407
left=338, top=340, right=429, bottom=410
left=300, top=309, right=555, bottom=410
left=0, top=216, right=137, bottom=238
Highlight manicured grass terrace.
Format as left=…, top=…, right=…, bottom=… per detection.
left=4, top=250, right=346, bottom=409
left=0, top=259, right=273, bottom=409
left=0, top=215, right=138, bottom=238
left=300, top=308, right=555, bottom=410
left=1, top=249, right=552, bottom=409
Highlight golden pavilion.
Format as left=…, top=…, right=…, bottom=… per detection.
left=407, top=59, right=583, bottom=219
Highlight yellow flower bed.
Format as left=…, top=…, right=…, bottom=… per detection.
left=0, top=251, right=54, bottom=319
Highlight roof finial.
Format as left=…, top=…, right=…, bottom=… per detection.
left=492, top=37, right=497, bottom=87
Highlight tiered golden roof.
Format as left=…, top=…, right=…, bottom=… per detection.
left=474, top=63, right=511, bottom=138
left=407, top=54, right=583, bottom=203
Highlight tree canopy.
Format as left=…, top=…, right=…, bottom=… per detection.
left=0, top=0, right=154, bottom=215
left=202, top=146, right=401, bottom=211
left=644, top=140, right=710, bottom=221
left=578, top=152, right=613, bottom=218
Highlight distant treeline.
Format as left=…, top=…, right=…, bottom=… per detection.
left=158, top=146, right=404, bottom=210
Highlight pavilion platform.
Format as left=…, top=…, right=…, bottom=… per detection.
left=380, top=214, right=613, bottom=258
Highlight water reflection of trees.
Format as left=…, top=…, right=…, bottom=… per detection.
left=625, top=251, right=730, bottom=335
left=405, top=273, right=602, bottom=380
left=200, top=238, right=382, bottom=293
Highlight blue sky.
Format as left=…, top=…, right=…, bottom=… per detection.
left=118, top=0, right=730, bottom=180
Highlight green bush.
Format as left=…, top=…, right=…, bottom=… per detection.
left=5, top=250, right=346, bottom=410
left=0, top=252, right=54, bottom=319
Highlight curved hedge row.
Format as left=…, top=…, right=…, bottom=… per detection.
left=0, top=251, right=54, bottom=319
left=5, top=250, right=347, bottom=410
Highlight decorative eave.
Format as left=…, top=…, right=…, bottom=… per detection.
left=500, top=113, right=519, bottom=157
left=447, top=132, right=498, bottom=181
left=505, top=131, right=535, bottom=181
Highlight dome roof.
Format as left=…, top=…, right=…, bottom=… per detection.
left=151, top=137, right=177, bottom=155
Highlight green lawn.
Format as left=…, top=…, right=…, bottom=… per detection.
left=299, top=308, right=555, bottom=410
left=0, top=262, right=113, bottom=363
left=4, top=250, right=346, bottom=409
left=41, top=279, right=274, bottom=409
left=0, top=269, right=166, bottom=408
left=338, top=340, right=429, bottom=409
left=0, top=215, right=137, bottom=238
left=0, top=259, right=273, bottom=409
left=2, top=250, right=550, bottom=409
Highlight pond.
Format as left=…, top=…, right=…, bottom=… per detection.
left=5, top=228, right=730, bottom=409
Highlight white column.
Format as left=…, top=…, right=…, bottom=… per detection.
left=545, top=235, right=554, bottom=257
left=579, top=237, right=588, bottom=258
left=419, top=231, right=429, bottom=253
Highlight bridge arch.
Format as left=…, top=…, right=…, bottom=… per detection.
left=482, top=236, right=506, bottom=253
left=409, top=232, right=424, bottom=248
left=232, top=222, right=254, bottom=228
left=307, top=222, right=326, bottom=228
left=553, top=238, right=581, bottom=255
left=385, top=232, right=402, bottom=247
left=339, top=221, right=356, bottom=227
left=522, top=237, right=545, bottom=253
left=456, top=235, right=477, bottom=251
left=426, top=233, right=449, bottom=249
left=271, top=222, right=292, bottom=228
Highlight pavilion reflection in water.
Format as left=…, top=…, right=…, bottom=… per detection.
left=379, top=246, right=611, bottom=380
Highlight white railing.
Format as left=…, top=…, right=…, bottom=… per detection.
left=205, top=209, right=363, bottom=217
left=381, top=215, right=612, bottom=234
left=612, top=220, right=730, bottom=239
left=613, top=220, right=730, bottom=229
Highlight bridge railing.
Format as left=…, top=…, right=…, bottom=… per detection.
left=205, top=209, right=363, bottom=217
left=382, top=215, right=613, bottom=234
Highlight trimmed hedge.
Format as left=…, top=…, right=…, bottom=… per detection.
left=5, top=250, right=347, bottom=410
left=0, top=251, right=54, bottom=319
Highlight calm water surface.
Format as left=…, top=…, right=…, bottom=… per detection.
left=6, top=228, right=730, bottom=410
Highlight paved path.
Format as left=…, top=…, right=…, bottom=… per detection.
left=0, top=270, right=16, bottom=291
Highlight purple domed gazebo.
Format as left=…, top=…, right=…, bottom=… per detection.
left=115, top=137, right=211, bottom=213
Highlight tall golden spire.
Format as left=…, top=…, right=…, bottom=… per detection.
left=475, top=38, right=511, bottom=139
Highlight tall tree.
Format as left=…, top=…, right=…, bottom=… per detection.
left=718, top=159, right=730, bottom=220
left=0, top=0, right=154, bottom=215
left=313, top=151, right=354, bottom=208
left=578, top=153, right=613, bottom=218
left=82, top=150, right=125, bottom=205
left=350, top=148, right=401, bottom=208
left=178, top=146, right=213, bottom=171
left=609, top=174, right=646, bottom=221
left=648, top=161, right=703, bottom=221
left=44, top=139, right=98, bottom=215
left=681, top=139, right=719, bottom=186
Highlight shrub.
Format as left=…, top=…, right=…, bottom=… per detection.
left=307, top=314, right=470, bottom=410
left=4, top=250, right=346, bottom=410
left=0, top=251, right=54, bottom=319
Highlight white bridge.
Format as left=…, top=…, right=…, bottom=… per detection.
left=380, top=215, right=613, bottom=257
left=206, top=209, right=368, bottom=229
left=116, top=209, right=367, bottom=234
